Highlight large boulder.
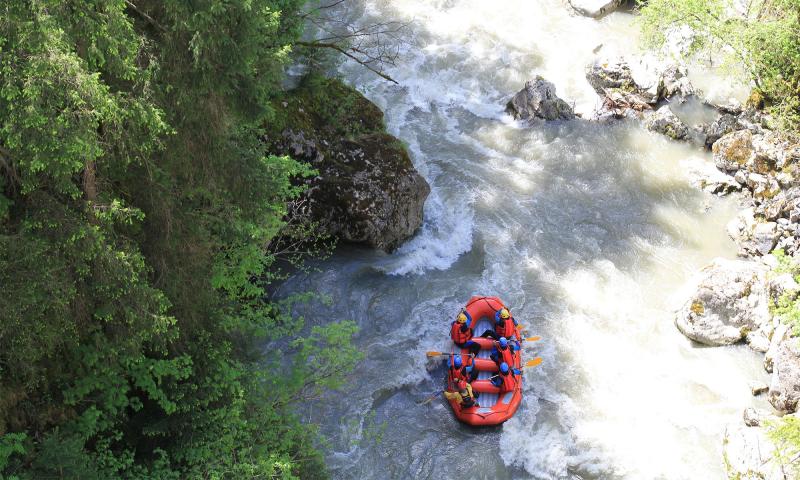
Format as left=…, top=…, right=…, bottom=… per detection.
left=568, top=0, right=626, bottom=18
left=506, top=76, right=575, bottom=121
left=266, top=77, right=430, bottom=252
left=713, top=129, right=755, bottom=173
left=723, top=423, right=795, bottom=480
left=676, top=258, right=771, bottom=346
left=645, top=105, right=690, bottom=140
left=586, top=59, right=637, bottom=96
left=701, top=113, right=742, bottom=149
left=769, top=338, right=800, bottom=413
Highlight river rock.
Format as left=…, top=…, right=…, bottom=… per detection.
left=568, top=0, right=626, bottom=18
left=267, top=77, right=430, bottom=252
left=769, top=338, right=800, bottom=413
left=586, top=59, right=637, bottom=96
left=645, top=105, right=690, bottom=140
left=723, top=423, right=790, bottom=479
left=676, top=258, right=770, bottom=346
left=506, top=76, right=576, bottom=121
left=713, top=129, right=754, bottom=173
left=743, top=407, right=776, bottom=426
left=681, top=157, right=740, bottom=195
left=766, top=323, right=791, bottom=373
left=702, top=113, right=742, bottom=149
left=749, top=383, right=770, bottom=397
left=658, top=64, right=695, bottom=99
left=769, top=273, right=800, bottom=304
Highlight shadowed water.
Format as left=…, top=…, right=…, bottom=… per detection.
left=277, top=1, right=769, bottom=478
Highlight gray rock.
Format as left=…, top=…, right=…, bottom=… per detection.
left=675, top=258, right=771, bottom=346
left=753, top=222, right=780, bottom=256
left=769, top=273, right=800, bottom=304
left=645, top=105, right=690, bottom=140
left=658, top=64, right=695, bottom=99
left=506, top=76, right=576, bottom=121
left=743, top=407, right=778, bottom=427
left=713, top=129, right=754, bottom=173
left=586, top=58, right=637, bottom=96
left=723, top=424, right=783, bottom=480
left=568, top=0, right=626, bottom=18
left=267, top=79, right=430, bottom=252
left=766, top=323, right=791, bottom=373
left=749, top=383, right=770, bottom=397
left=769, top=338, right=800, bottom=413
left=681, top=156, right=740, bottom=195
left=703, top=113, right=741, bottom=149
left=724, top=422, right=799, bottom=479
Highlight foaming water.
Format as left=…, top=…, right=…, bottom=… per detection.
left=279, top=1, right=767, bottom=479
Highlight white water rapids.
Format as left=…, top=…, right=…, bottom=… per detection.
left=279, top=1, right=773, bottom=478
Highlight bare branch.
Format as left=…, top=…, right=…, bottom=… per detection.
left=125, top=0, right=167, bottom=33
left=296, top=41, right=399, bottom=84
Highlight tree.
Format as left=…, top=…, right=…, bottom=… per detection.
left=638, top=0, right=800, bottom=132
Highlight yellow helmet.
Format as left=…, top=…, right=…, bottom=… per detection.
left=457, top=312, right=467, bottom=323
left=500, top=308, right=510, bottom=319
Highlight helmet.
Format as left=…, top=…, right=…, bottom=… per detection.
left=453, top=356, right=462, bottom=368
left=500, top=362, right=509, bottom=373
left=499, top=337, right=508, bottom=348
left=456, top=312, right=467, bottom=323
left=500, top=308, right=510, bottom=319
left=457, top=379, right=467, bottom=390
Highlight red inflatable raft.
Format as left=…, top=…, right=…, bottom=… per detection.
left=446, top=296, right=522, bottom=426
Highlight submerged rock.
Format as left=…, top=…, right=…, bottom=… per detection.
left=568, top=0, right=626, bottom=18
left=266, top=77, right=430, bottom=252
left=506, top=76, right=575, bottom=121
left=645, top=105, right=690, bottom=140
left=676, top=258, right=770, bottom=346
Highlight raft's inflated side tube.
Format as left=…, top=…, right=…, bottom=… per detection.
left=446, top=296, right=523, bottom=426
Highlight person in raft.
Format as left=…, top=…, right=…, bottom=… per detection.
left=444, top=379, right=478, bottom=409
left=489, top=337, right=515, bottom=367
left=450, top=309, right=481, bottom=356
left=481, top=307, right=518, bottom=340
left=449, top=354, right=478, bottom=383
left=490, top=362, right=517, bottom=392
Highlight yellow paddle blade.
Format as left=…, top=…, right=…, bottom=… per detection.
left=524, top=336, right=541, bottom=342
left=524, top=357, right=543, bottom=368
left=426, top=351, right=443, bottom=357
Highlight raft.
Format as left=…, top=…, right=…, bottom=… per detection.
left=446, top=296, right=522, bottom=426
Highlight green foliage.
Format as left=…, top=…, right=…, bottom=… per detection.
left=638, top=0, right=800, bottom=132
left=1, top=0, right=360, bottom=478
left=767, top=415, right=800, bottom=472
left=770, top=249, right=800, bottom=336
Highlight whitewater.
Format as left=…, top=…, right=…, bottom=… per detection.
left=278, top=1, right=773, bottom=478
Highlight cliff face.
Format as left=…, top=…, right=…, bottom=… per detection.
left=266, top=76, right=430, bottom=252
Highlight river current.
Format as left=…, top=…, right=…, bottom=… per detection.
left=278, top=1, right=772, bottom=478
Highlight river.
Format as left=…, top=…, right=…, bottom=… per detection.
left=278, top=1, right=773, bottom=478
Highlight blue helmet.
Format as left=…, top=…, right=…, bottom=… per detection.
left=499, top=337, right=508, bottom=348
left=500, top=362, right=509, bottom=373
left=453, top=356, right=462, bottom=368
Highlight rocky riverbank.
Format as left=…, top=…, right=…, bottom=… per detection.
left=583, top=50, right=800, bottom=480
left=265, top=75, right=430, bottom=252
left=503, top=14, right=800, bottom=473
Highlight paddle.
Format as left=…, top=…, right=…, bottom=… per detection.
left=426, top=351, right=475, bottom=358
left=486, top=357, right=544, bottom=380
left=522, top=336, right=541, bottom=342
left=416, top=390, right=443, bottom=406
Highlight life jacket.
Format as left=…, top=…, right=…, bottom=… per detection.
left=450, top=321, right=472, bottom=344
left=459, top=385, right=476, bottom=407
left=495, top=344, right=514, bottom=366
left=449, top=365, right=467, bottom=383
left=498, top=371, right=516, bottom=392
left=494, top=317, right=516, bottom=339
